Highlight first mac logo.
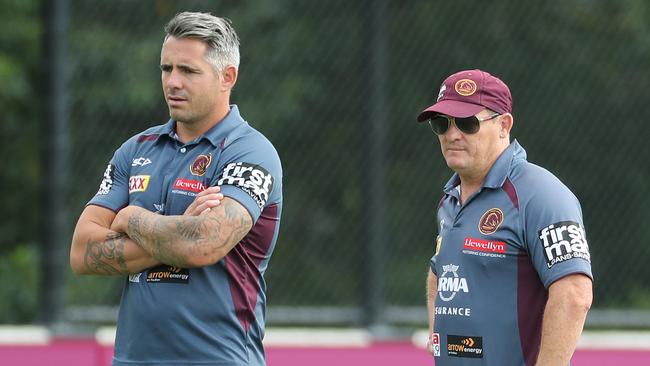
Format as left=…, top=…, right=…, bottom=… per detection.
left=217, top=162, right=274, bottom=209
left=538, top=221, right=590, bottom=268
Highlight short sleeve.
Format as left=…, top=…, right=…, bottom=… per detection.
left=429, top=208, right=445, bottom=274
left=87, top=142, right=131, bottom=212
left=523, top=183, right=593, bottom=288
left=211, top=135, right=282, bottom=223
left=430, top=255, right=438, bottom=274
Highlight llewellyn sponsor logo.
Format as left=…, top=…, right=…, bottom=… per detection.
left=173, top=178, right=206, bottom=193
left=463, top=237, right=506, bottom=256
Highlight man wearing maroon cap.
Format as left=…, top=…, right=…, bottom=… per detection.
left=420, top=70, right=593, bottom=365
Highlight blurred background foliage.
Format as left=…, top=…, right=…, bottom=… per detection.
left=1, top=0, right=649, bottom=327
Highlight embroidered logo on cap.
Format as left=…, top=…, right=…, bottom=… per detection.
left=437, top=84, right=447, bottom=102
left=454, top=79, right=478, bottom=96
left=478, top=208, right=504, bottom=235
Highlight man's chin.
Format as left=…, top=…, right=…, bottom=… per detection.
left=445, top=158, right=467, bottom=171
left=169, top=111, right=192, bottom=123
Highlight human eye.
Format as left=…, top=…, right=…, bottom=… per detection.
left=179, top=66, right=198, bottom=74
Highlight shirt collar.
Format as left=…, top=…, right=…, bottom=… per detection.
left=158, top=105, right=245, bottom=147
left=443, top=139, right=527, bottom=193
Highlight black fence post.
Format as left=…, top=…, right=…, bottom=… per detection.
left=39, top=0, right=70, bottom=326
left=360, top=0, right=388, bottom=330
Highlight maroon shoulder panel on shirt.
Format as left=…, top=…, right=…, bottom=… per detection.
left=137, top=134, right=159, bottom=143
left=503, top=178, right=519, bottom=209
left=224, top=203, right=279, bottom=332
left=517, top=251, right=545, bottom=364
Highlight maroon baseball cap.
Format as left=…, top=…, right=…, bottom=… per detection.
left=416, top=69, right=512, bottom=122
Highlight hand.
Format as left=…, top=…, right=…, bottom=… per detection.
left=184, top=186, right=224, bottom=216
left=110, top=205, right=142, bottom=233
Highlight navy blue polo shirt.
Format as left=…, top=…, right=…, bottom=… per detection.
left=89, top=105, right=282, bottom=366
left=429, top=140, right=592, bottom=365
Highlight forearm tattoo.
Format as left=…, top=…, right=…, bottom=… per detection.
left=127, top=199, right=252, bottom=267
left=83, top=232, right=129, bottom=275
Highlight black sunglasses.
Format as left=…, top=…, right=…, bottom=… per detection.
left=428, top=112, right=501, bottom=135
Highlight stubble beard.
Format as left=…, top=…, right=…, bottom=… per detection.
left=169, top=107, right=200, bottom=125
left=444, top=152, right=472, bottom=175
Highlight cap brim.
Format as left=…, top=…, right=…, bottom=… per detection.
left=416, top=100, right=485, bottom=122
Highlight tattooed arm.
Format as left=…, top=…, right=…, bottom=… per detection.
left=70, top=188, right=226, bottom=275
left=70, top=205, right=160, bottom=275
left=111, top=197, right=253, bottom=268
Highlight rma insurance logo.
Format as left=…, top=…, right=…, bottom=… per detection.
left=438, top=264, right=469, bottom=302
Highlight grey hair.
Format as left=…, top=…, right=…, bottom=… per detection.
left=164, top=12, right=240, bottom=72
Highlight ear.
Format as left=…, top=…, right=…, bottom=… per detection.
left=499, top=113, right=514, bottom=138
left=220, top=65, right=238, bottom=91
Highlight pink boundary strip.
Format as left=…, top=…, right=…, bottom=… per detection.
left=0, top=339, right=648, bottom=366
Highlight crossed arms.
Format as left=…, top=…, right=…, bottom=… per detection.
left=70, top=187, right=252, bottom=275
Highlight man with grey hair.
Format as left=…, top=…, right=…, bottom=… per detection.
left=70, top=12, right=283, bottom=365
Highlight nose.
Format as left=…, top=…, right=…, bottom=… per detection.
left=443, top=119, right=463, bottom=140
left=163, top=68, right=182, bottom=91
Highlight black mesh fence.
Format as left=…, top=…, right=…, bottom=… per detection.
left=2, top=0, right=650, bottom=327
